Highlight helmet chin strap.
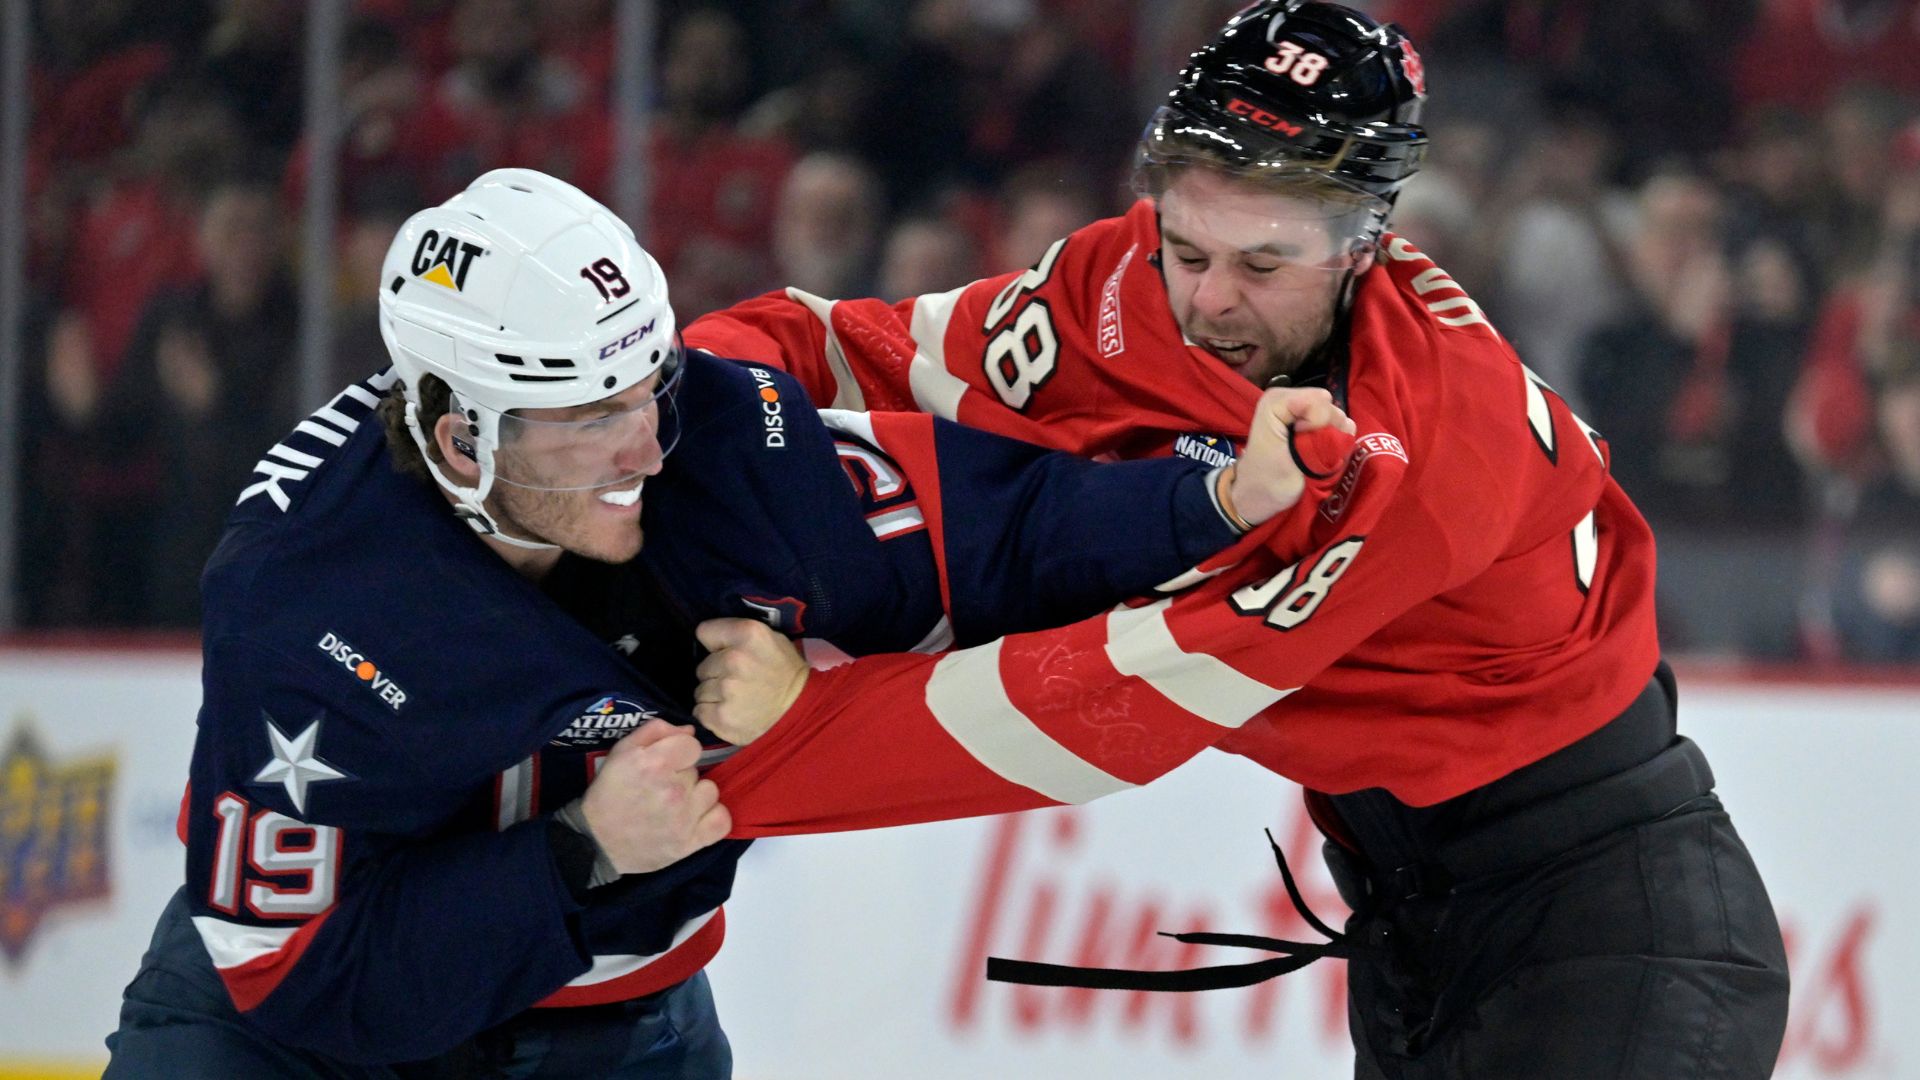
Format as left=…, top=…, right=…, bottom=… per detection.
left=1334, top=263, right=1361, bottom=316
left=1267, top=237, right=1373, bottom=392
left=403, top=400, right=560, bottom=551
left=1332, top=223, right=1384, bottom=319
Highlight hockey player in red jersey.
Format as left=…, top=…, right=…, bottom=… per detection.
left=686, top=2, right=1790, bottom=1075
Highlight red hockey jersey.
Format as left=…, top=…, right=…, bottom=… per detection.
left=691, top=199, right=1662, bottom=818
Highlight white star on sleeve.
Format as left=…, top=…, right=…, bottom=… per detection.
left=254, top=712, right=348, bottom=815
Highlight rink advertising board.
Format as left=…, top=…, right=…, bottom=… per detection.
left=0, top=646, right=1910, bottom=1078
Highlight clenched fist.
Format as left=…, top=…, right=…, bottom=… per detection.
left=1226, top=386, right=1355, bottom=526
left=693, top=618, right=809, bottom=746
left=578, top=718, right=731, bottom=874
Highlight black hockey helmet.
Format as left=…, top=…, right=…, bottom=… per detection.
left=1141, top=0, right=1430, bottom=203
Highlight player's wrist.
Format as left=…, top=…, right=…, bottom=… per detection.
left=1225, top=458, right=1308, bottom=527
left=1213, top=465, right=1256, bottom=534
left=553, top=797, right=621, bottom=890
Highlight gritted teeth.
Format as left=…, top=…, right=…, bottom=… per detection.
left=599, top=481, right=644, bottom=506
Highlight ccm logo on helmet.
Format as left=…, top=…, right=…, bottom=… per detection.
left=597, top=318, right=657, bottom=360
left=751, top=368, right=785, bottom=449
left=411, top=230, right=487, bottom=292
left=1227, top=98, right=1305, bottom=138
left=316, top=632, right=408, bottom=710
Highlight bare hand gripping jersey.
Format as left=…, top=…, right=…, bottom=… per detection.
left=182, top=349, right=1240, bottom=1062
left=688, top=200, right=1662, bottom=818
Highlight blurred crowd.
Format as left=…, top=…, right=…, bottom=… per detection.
left=12, top=0, right=1920, bottom=663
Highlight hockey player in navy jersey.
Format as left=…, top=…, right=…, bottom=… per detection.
left=102, top=169, right=1351, bottom=1078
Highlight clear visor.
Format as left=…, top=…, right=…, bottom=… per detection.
left=465, top=345, right=685, bottom=493
left=1136, top=109, right=1389, bottom=290
left=1145, top=163, right=1385, bottom=291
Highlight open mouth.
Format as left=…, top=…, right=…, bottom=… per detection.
left=1201, top=337, right=1259, bottom=368
left=598, top=480, right=644, bottom=507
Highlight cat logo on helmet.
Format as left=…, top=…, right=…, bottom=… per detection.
left=410, top=229, right=487, bottom=292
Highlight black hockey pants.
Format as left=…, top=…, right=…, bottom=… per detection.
left=1321, top=662, right=1790, bottom=1079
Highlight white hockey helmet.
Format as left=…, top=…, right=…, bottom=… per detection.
left=377, top=168, right=681, bottom=544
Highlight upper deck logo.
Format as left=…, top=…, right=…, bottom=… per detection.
left=0, top=718, right=114, bottom=967
left=553, top=696, right=660, bottom=747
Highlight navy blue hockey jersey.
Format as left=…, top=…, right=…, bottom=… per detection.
left=180, top=351, right=1237, bottom=1063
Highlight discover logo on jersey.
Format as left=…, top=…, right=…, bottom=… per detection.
left=751, top=368, right=787, bottom=448
left=316, top=632, right=409, bottom=711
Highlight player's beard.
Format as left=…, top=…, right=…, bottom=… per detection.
left=489, top=481, right=646, bottom=564
left=1188, top=294, right=1338, bottom=388
left=1181, top=271, right=1344, bottom=388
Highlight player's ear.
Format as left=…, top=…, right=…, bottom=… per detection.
left=432, top=412, right=482, bottom=482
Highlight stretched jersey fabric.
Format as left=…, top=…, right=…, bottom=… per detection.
left=687, top=199, right=1662, bottom=819
left=182, top=349, right=1238, bottom=1063
left=638, top=365, right=1246, bottom=657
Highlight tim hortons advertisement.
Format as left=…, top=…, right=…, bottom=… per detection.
left=711, top=677, right=1907, bottom=1080
left=0, top=648, right=1911, bottom=1079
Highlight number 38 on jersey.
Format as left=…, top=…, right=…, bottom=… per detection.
left=1230, top=537, right=1365, bottom=630
left=981, top=240, right=1066, bottom=411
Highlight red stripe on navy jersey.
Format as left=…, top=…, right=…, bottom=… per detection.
left=220, top=908, right=338, bottom=1013
left=532, top=907, right=727, bottom=1008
